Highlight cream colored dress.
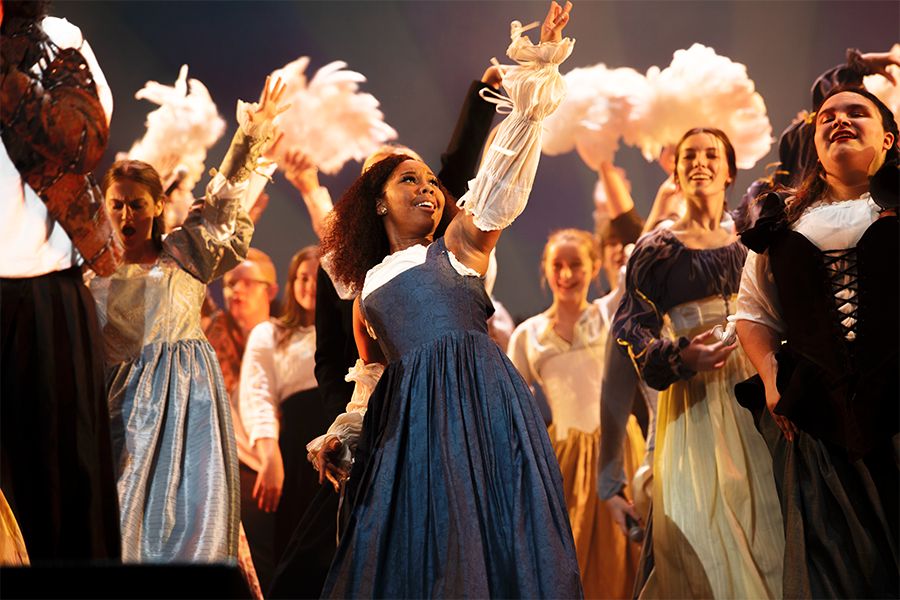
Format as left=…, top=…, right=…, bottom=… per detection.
left=613, top=228, right=784, bottom=599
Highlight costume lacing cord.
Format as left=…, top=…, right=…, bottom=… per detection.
left=822, top=248, right=859, bottom=343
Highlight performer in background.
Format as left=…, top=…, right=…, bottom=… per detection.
left=508, top=228, right=643, bottom=599
left=1, top=0, right=122, bottom=561
left=613, top=128, right=784, bottom=599
left=239, top=245, right=323, bottom=565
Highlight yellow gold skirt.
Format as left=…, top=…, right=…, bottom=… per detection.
left=550, top=417, right=645, bottom=599
left=0, top=489, right=29, bottom=566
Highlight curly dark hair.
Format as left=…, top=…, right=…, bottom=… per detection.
left=784, top=85, right=899, bottom=224
left=319, top=154, right=455, bottom=292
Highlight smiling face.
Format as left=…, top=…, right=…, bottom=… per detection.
left=105, top=178, right=163, bottom=253
left=814, top=91, right=895, bottom=181
left=293, top=257, right=318, bottom=313
left=675, top=132, right=733, bottom=200
left=376, top=159, right=445, bottom=242
left=543, top=239, right=598, bottom=305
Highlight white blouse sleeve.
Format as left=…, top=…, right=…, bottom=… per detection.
left=456, top=23, right=574, bottom=231
left=507, top=323, right=538, bottom=387
left=239, top=322, right=280, bottom=446
left=730, top=249, right=786, bottom=337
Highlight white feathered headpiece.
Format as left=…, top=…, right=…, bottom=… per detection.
left=864, top=66, right=900, bottom=121
left=542, top=64, right=651, bottom=170
left=124, top=64, right=226, bottom=193
left=270, top=57, right=397, bottom=175
left=634, top=44, right=773, bottom=170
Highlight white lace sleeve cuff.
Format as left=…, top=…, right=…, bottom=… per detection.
left=306, top=360, right=385, bottom=471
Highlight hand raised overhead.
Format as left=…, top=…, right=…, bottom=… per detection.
left=248, top=75, right=291, bottom=125
left=541, top=1, right=572, bottom=44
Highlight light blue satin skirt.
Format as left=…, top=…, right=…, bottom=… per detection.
left=106, top=339, right=240, bottom=563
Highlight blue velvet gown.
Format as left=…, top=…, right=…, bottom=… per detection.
left=321, top=239, right=583, bottom=599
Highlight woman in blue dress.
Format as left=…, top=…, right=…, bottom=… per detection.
left=310, top=3, right=583, bottom=598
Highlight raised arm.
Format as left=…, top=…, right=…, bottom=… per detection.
left=280, top=147, right=333, bottom=239
left=165, top=77, right=289, bottom=283
left=444, top=2, right=574, bottom=275
left=597, top=160, right=646, bottom=244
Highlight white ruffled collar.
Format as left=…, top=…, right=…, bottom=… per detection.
left=362, top=243, right=482, bottom=300
left=804, top=192, right=874, bottom=214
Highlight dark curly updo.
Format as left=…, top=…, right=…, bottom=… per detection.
left=319, top=154, right=454, bottom=293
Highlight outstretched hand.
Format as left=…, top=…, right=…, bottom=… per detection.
left=681, top=328, right=737, bottom=372
left=248, top=75, right=291, bottom=125
left=541, top=1, right=572, bottom=44
left=861, top=44, right=900, bottom=86
left=282, top=147, right=321, bottom=195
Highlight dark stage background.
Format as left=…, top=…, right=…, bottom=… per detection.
left=51, top=0, right=899, bottom=322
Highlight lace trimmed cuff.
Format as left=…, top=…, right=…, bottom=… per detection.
left=306, top=360, right=385, bottom=472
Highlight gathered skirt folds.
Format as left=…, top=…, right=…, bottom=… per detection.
left=323, top=330, right=583, bottom=599
left=0, top=268, right=120, bottom=561
left=1, top=489, right=29, bottom=565
left=652, top=344, right=785, bottom=599
left=550, top=419, right=645, bottom=599
left=755, top=409, right=899, bottom=599
left=106, top=338, right=240, bottom=563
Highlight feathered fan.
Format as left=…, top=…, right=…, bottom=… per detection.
left=542, top=63, right=651, bottom=170
left=270, top=57, right=397, bottom=175
left=635, top=44, right=773, bottom=170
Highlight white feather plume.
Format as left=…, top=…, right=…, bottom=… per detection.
left=542, top=64, right=651, bottom=169
left=125, top=64, right=226, bottom=193
left=864, top=65, right=900, bottom=120
left=634, top=44, right=773, bottom=170
left=270, top=57, right=397, bottom=175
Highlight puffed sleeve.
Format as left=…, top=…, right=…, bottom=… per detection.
left=162, top=182, right=254, bottom=284
left=612, top=232, right=695, bottom=391
left=239, top=321, right=281, bottom=447
left=729, top=250, right=786, bottom=336
left=456, top=23, right=574, bottom=231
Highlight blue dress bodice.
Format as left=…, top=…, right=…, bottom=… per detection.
left=359, top=238, right=493, bottom=364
